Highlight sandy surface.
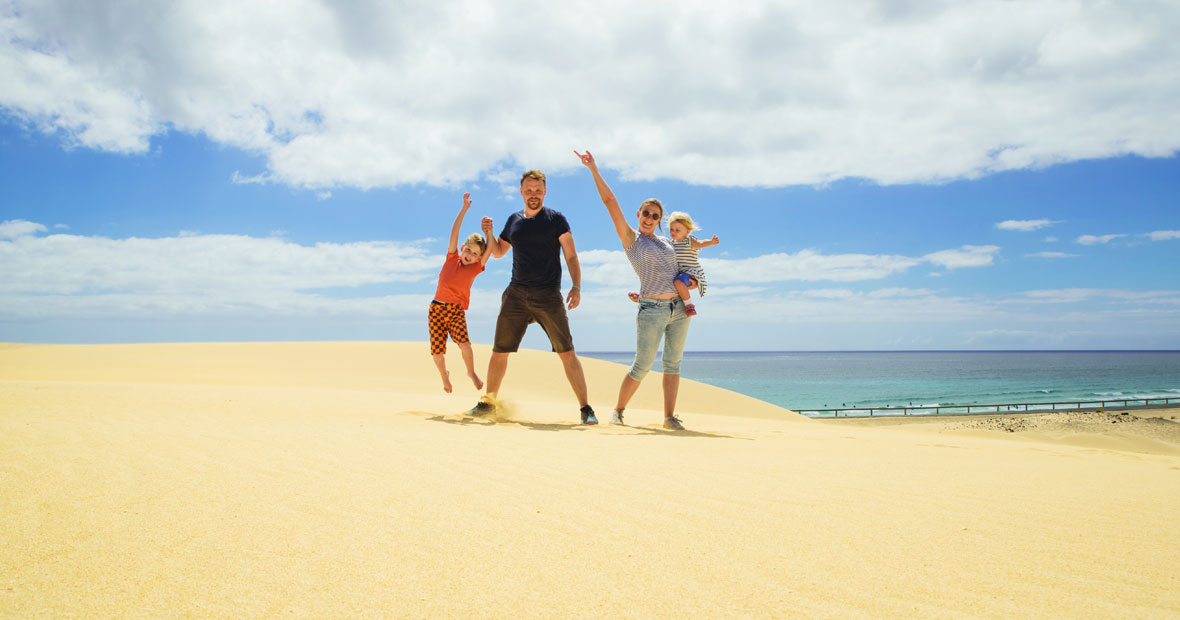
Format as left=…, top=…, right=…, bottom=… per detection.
left=2, top=342, right=1178, bottom=619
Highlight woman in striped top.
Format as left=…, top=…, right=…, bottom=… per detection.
left=575, top=149, right=692, bottom=431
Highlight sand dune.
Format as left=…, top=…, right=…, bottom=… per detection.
left=2, top=342, right=1178, bottom=619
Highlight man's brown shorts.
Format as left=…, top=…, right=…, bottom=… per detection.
left=492, top=285, right=574, bottom=353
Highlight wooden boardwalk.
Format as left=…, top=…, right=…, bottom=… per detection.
left=798, top=397, right=1180, bottom=418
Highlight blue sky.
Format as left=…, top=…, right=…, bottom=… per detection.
left=2, top=1, right=1179, bottom=350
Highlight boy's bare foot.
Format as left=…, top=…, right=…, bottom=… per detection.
left=470, top=372, right=484, bottom=391
left=441, top=370, right=453, bottom=393
left=627, top=292, right=640, bottom=302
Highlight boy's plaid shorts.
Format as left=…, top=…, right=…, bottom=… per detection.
left=428, top=301, right=469, bottom=355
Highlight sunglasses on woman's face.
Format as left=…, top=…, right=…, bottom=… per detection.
left=641, top=210, right=662, bottom=221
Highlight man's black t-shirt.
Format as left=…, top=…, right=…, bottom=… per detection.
left=499, top=207, right=570, bottom=288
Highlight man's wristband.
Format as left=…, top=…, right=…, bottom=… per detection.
left=571, top=284, right=580, bottom=290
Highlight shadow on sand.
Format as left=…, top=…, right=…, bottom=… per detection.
left=407, top=411, right=739, bottom=439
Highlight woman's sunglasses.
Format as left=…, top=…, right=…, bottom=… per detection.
left=641, top=209, right=662, bottom=221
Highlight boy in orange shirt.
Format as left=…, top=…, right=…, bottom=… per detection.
left=429, top=193, right=491, bottom=392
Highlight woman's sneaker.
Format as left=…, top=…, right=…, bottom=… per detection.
left=684, top=303, right=697, bottom=317
left=609, top=410, right=624, bottom=425
left=663, top=415, right=685, bottom=430
left=581, top=405, right=598, bottom=425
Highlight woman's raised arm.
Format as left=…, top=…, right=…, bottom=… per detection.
left=574, top=150, right=636, bottom=249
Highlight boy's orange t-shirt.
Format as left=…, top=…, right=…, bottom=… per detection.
left=433, top=251, right=485, bottom=309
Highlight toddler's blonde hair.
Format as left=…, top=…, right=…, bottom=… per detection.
left=667, top=211, right=700, bottom=231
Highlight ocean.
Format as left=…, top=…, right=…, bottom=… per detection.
left=580, top=351, right=1180, bottom=417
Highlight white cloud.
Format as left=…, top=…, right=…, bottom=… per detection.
left=5, top=222, right=1178, bottom=347
left=583, top=248, right=925, bottom=285
left=698, top=288, right=989, bottom=324
left=0, top=225, right=438, bottom=301
left=230, top=171, right=269, bottom=185
left=0, top=219, right=47, bottom=239
left=709, top=250, right=924, bottom=282
left=922, top=245, right=1000, bottom=269
left=0, top=290, right=432, bottom=322
left=1025, top=251, right=1078, bottom=259
left=0, top=223, right=1006, bottom=328
left=1147, top=230, right=1180, bottom=241
left=996, top=219, right=1056, bottom=232
left=968, top=329, right=1039, bottom=338
left=1076, top=233, right=1126, bottom=245
left=578, top=249, right=642, bottom=286
left=3, top=1, right=1179, bottom=189
left=608, top=284, right=1180, bottom=349
left=1021, top=289, right=1180, bottom=304
left=581, top=244, right=998, bottom=286
left=866, top=288, right=937, bottom=299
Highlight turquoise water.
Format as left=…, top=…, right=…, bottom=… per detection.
left=580, top=351, right=1180, bottom=416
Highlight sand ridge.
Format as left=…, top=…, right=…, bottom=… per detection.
left=3, top=342, right=1179, bottom=619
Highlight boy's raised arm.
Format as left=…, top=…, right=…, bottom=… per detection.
left=447, top=193, right=472, bottom=254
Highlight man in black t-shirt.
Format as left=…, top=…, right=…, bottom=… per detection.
left=467, top=169, right=597, bottom=425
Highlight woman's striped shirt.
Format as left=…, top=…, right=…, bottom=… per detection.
left=624, top=232, right=678, bottom=297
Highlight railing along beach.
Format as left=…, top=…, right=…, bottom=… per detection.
left=797, top=397, right=1180, bottom=418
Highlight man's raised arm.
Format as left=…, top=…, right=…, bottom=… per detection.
left=481, top=216, right=511, bottom=258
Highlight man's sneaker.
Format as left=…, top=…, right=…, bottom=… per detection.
left=467, top=397, right=496, bottom=417
left=609, top=409, right=624, bottom=425
left=663, top=415, right=685, bottom=430
left=684, top=303, right=697, bottom=317
left=581, top=405, right=598, bottom=425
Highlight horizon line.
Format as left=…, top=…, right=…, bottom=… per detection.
left=3, top=340, right=1179, bottom=354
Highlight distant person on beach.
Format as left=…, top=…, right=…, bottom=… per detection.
left=575, top=149, right=691, bottom=430
left=629, top=211, right=719, bottom=316
left=465, top=170, right=597, bottom=425
left=429, top=192, right=491, bottom=393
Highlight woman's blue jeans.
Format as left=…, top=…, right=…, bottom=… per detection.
left=628, top=297, right=691, bottom=382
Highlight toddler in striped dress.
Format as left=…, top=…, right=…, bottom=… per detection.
left=629, top=211, right=720, bottom=316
